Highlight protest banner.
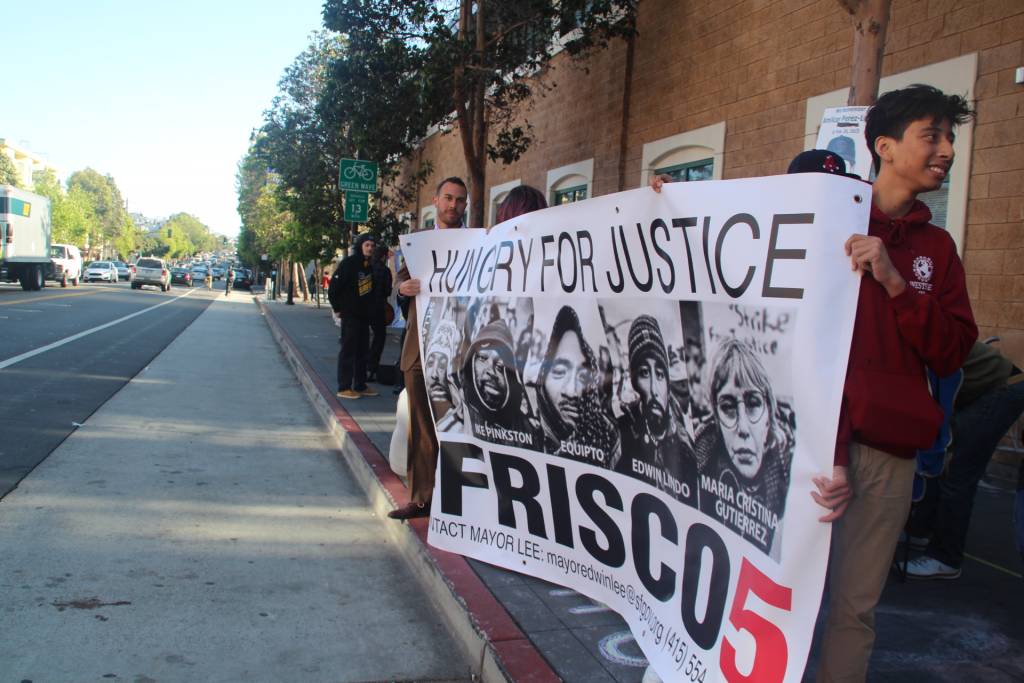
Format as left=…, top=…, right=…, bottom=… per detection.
left=402, top=174, right=869, bottom=682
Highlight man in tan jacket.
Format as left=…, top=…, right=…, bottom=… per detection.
left=389, top=177, right=468, bottom=519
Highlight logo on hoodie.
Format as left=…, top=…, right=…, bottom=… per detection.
left=910, top=255, right=934, bottom=292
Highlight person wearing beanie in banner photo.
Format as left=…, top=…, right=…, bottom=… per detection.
left=614, top=314, right=698, bottom=507
left=537, top=305, right=620, bottom=468
left=328, top=233, right=380, bottom=400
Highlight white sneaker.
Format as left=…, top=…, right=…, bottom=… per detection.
left=905, top=555, right=961, bottom=580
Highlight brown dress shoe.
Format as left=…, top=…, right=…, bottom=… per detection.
left=387, top=501, right=430, bottom=519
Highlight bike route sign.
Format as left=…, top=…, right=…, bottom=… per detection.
left=344, top=191, right=369, bottom=223
left=339, top=158, right=378, bottom=193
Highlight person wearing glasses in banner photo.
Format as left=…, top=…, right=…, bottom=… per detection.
left=696, top=337, right=794, bottom=558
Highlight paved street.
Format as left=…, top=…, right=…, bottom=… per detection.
left=0, top=280, right=220, bottom=497
left=0, top=289, right=472, bottom=682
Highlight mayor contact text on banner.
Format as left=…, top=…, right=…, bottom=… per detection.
left=401, top=174, right=868, bottom=682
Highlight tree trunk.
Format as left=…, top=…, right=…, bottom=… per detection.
left=454, top=0, right=487, bottom=229
left=616, top=20, right=637, bottom=192
left=841, top=0, right=892, bottom=106
left=283, top=258, right=294, bottom=304
left=295, top=261, right=308, bottom=302
left=314, top=261, right=322, bottom=308
left=469, top=0, right=487, bottom=229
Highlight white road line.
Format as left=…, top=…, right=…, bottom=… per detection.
left=0, top=289, right=196, bottom=371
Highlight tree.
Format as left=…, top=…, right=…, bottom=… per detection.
left=323, top=0, right=637, bottom=228
left=67, top=168, right=129, bottom=257
left=162, top=213, right=216, bottom=257
left=255, top=32, right=350, bottom=265
left=318, top=31, right=443, bottom=244
left=0, top=149, right=20, bottom=187
left=236, top=141, right=291, bottom=266
left=837, top=0, right=892, bottom=106
left=31, top=169, right=95, bottom=246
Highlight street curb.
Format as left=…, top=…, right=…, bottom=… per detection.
left=255, top=297, right=561, bottom=683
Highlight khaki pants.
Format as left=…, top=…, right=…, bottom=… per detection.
left=817, top=443, right=915, bottom=682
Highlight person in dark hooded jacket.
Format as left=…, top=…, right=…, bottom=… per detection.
left=328, top=233, right=379, bottom=399
left=537, top=306, right=619, bottom=468
left=460, top=320, right=538, bottom=449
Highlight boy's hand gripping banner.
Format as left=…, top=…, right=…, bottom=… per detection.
left=402, top=175, right=868, bottom=682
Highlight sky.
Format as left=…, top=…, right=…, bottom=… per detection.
left=3, top=0, right=327, bottom=237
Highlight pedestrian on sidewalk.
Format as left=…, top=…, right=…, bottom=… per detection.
left=329, top=233, right=380, bottom=400
left=390, top=177, right=468, bottom=520
left=904, top=342, right=1024, bottom=579
left=367, top=244, right=393, bottom=383
left=812, top=84, right=976, bottom=682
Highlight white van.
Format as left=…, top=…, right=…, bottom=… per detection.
left=49, top=243, right=83, bottom=287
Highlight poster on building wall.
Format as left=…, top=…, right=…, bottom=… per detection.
left=815, top=106, right=873, bottom=180
left=402, top=174, right=868, bottom=683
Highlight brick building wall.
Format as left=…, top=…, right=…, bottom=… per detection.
left=397, top=0, right=1023, bottom=338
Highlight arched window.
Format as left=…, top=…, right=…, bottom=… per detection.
left=488, top=179, right=522, bottom=227
left=546, top=159, right=594, bottom=206
left=640, top=122, right=726, bottom=188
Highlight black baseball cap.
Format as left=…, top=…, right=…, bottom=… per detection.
left=787, top=149, right=861, bottom=179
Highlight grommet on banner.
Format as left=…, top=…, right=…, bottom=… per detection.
left=853, top=194, right=863, bottom=203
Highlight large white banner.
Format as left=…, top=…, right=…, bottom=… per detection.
left=403, top=174, right=868, bottom=682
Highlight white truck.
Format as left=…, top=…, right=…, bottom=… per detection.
left=0, top=185, right=54, bottom=290
left=49, top=243, right=83, bottom=287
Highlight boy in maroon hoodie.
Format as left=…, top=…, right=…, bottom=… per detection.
left=813, top=85, right=977, bottom=681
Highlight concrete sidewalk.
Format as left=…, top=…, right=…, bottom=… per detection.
left=260, top=294, right=1024, bottom=683
left=0, top=290, right=473, bottom=682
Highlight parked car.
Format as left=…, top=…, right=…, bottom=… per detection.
left=49, top=243, right=83, bottom=287
left=85, top=261, right=118, bottom=282
left=111, top=260, right=130, bottom=281
left=170, top=268, right=193, bottom=287
left=131, top=257, right=171, bottom=291
left=232, top=268, right=252, bottom=290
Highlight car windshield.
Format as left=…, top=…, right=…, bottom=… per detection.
left=50, top=246, right=67, bottom=258
left=89, top=262, right=110, bottom=268
left=137, top=258, right=162, bottom=268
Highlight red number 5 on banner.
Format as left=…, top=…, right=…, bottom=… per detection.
left=720, top=558, right=793, bottom=683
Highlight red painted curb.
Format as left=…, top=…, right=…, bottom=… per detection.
left=258, top=299, right=561, bottom=683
